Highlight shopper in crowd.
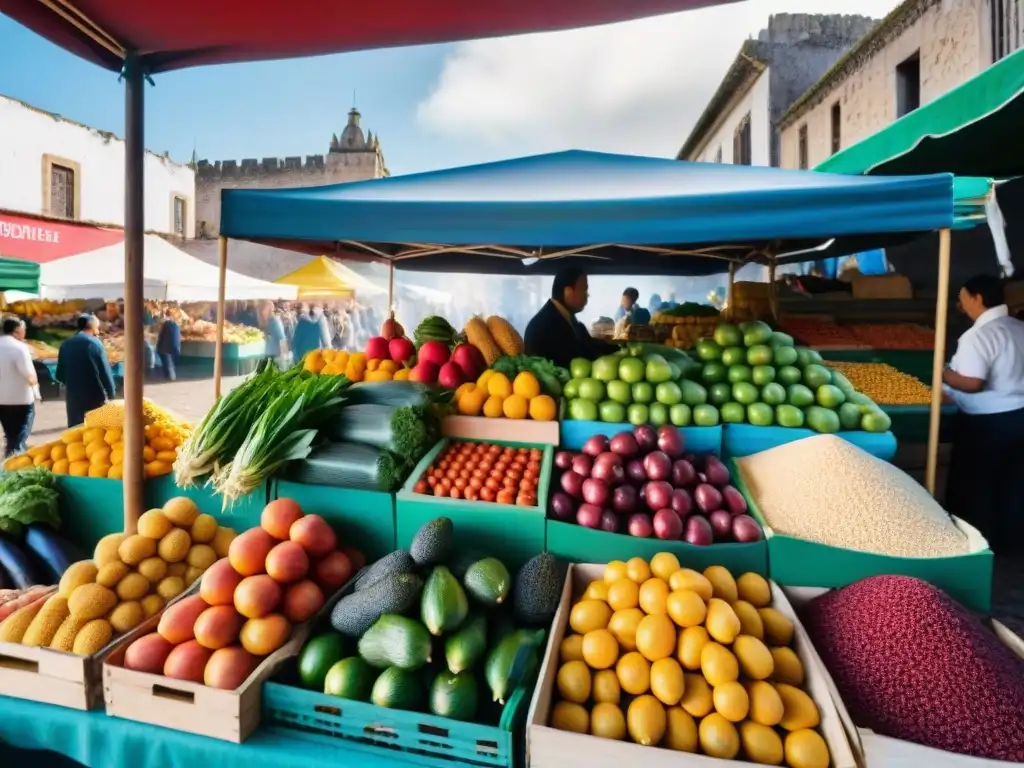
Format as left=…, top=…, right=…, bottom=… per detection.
left=291, top=305, right=323, bottom=364
left=155, top=309, right=181, bottom=381
left=615, top=287, right=651, bottom=325
left=943, top=274, right=1024, bottom=552
left=55, top=314, right=116, bottom=428
left=0, top=318, right=38, bottom=457
left=524, top=266, right=618, bottom=368
left=258, top=301, right=289, bottom=369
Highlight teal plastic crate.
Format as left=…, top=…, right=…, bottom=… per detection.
left=722, top=424, right=897, bottom=461
left=145, top=474, right=270, bottom=532
left=396, top=438, right=553, bottom=570
left=56, top=476, right=125, bottom=551
left=273, top=479, right=396, bottom=562
left=728, top=458, right=994, bottom=613
left=545, top=519, right=767, bottom=575
left=262, top=677, right=529, bottom=768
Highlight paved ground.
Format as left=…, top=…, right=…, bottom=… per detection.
left=19, top=376, right=1024, bottom=635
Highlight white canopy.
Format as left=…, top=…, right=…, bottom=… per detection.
left=40, top=234, right=298, bottom=301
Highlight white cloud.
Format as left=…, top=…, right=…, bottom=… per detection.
left=417, top=0, right=903, bottom=159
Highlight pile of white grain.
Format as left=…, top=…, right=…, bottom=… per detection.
left=737, top=435, right=969, bottom=558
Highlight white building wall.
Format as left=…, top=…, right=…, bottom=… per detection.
left=0, top=95, right=195, bottom=237
left=693, top=70, right=772, bottom=166
left=780, top=0, right=990, bottom=169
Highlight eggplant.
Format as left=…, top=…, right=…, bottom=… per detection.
left=24, top=525, right=85, bottom=584
left=0, top=534, right=40, bottom=589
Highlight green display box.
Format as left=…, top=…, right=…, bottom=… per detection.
left=395, top=438, right=553, bottom=570
left=545, top=519, right=768, bottom=575
left=146, top=474, right=270, bottom=532
left=56, top=476, right=126, bottom=551
left=729, top=459, right=994, bottom=613
left=273, top=480, right=395, bottom=562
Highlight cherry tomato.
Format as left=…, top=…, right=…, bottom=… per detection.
left=526, top=461, right=541, bottom=473
left=480, top=486, right=496, bottom=503
left=440, top=477, right=453, bottom=491
left=485, top=477, right=500, bottom=491
left=454, top=477, right=467, bottom=491
left=427, top=476, right=437, bottom=488
left=464, top=487, right=479, bottom=501
left=529, top=448, right=542, bottom=461
left=433, top=484, right=447, bottom=497
left=516, top=494, right=535, bottom=506
left=469, top=477, right=483, bottom=491
left=449, top=487, right=462, bottom=499
left=496, top=489, right=515, bottom=505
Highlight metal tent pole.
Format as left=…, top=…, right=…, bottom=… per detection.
left=122, top=52, right=145, bottom=534
left=926, top=228, right=952, bottom=496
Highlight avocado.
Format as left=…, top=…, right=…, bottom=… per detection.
left=323, top=656, right=376, bottom=700
left=512, top=553, right=566, bottom=625
left=410, top=517, right=454, bottom=567
left=371, top=666, right=424, bottom=710
left=429, top=670, right=479, bottom=722
left=358, top=614, right=433, bottom=670
left=445, top=614, right=487, bottom=674
left=298, top=632, right=347, bottom=691
left=354, top=549, right=415, bottom=593
left=449, top=550, right=493, bottom=580
left=330, top=572, right=424, bottom=637
left=422, top=566, right=469, bottom=635
left=463, top=558, right=511, bottom=607
left=485, top=628, right=546, bottom=704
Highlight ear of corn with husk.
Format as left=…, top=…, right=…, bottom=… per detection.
left=485, top=315, right=524, bottom=356
left=464, top=316, right=503, bottom=365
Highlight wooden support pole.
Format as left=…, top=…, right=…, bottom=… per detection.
left=926, top=228, right=952, bottom=496
left=214, top=236, right=228, bottom=398
left=387, top=260, right=395, bottom=316
left=768, top=261, right=778, bottom=321
left=121, top=53, right=145, bottom=534
left=727, top=262, right=736, bottom=316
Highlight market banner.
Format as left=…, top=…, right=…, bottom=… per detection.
left=0, top=212, right=124, bottom=263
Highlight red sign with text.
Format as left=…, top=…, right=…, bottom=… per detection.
left=0, top=212, right=125, bottom=263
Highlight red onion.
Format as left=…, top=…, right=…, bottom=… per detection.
left=684, top=515, right=713, bottom=546
left=600, top=508, right=620, bottom=533
left=671, top=459, right=697, bottom=488
left=704, top=456, right=732, bottom=487
left=694, top=483, right=723, bottom=513
left=582, top=477, right=610, bottom=508
left=722, top=485, right=748, bottom=516
left=657, top=425, right=686, bottom=458
left=670, top=488, right=693, bottom=517
left=582, top=435, right=609, bottom=457
left=626, top=459, right=647, bottom=484
left=610, top=432, right=639, bottom=457
left=554, top=451, right=574, bottom=471
left=549, top=491, right=576, bottom=521
left=731, top=515, right=764, bottom=542
left=653, top=509, right=683, bottom=540
left=644, top=481, right=673, bottom=512
left=709, top=509, right=733, bottom=541
left=576, top=503, right=603, bottom=529
left=633, top=424, right=658, bottom=453
left=612, top=485, right=638, bottom=514
left=627, top=513, right=654, bottom=538
left=643, top=451, right=672, bottom=482
left=571, top=454, right=593, bottom=478
left=560, top=470, right=585, bottom=499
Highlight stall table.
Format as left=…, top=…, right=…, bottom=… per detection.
left=179, top=340, right=265, bottom=377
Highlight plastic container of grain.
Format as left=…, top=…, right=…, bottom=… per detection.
left=728, top=437, right=993, bottom=613
left=784, top=586, right=1024, bottom=768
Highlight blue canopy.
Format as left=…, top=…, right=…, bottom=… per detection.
left=220, top=150, right=955, bottom=276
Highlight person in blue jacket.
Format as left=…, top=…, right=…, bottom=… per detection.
left=156, top=309, right=181, bottom=381
left=55, top=314, right=116, bottom=428
left=291, top=305, right=323, bottom=364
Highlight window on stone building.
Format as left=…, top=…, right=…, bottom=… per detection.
left=831, top=102, right=841, bottom=155
left=992, top=0, right=1024, bottom=61
left=896, top=51, right=921, bottom=118
left=798, top=125, right=809, bottom=170
left=714, top=147, right=723, bottom=163
left=733, top=114, right=752, bottom=166
left=173, top=196, right=186, bottom=237
left=50, top=164, right=75, bottom=218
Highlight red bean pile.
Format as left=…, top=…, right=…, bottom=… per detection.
left=801, top=575, right=1024, bottom=762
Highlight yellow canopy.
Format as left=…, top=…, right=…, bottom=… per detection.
left=273, top=256, right=386, bottom=299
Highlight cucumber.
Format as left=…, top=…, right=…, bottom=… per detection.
left=485, top=628, right=546, bottom=704
left=421, top=566, right=468, bottom=636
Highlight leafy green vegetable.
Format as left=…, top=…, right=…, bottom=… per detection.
left=0, top=468, right=60, bottom=535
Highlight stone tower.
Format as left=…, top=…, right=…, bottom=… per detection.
left=194, top=107, right=388, bottom=239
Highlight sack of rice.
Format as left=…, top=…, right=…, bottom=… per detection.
left=736, top=435, right=968, bottom=557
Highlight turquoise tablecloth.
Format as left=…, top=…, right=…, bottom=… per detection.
left=0, top=696, right=414, bottom=768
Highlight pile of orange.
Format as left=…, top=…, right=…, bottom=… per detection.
left=454, top=370, right=557, bottom=421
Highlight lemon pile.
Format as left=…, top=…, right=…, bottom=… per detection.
left=550, top=555, right=830, bottom=768
left=454, top=369, right=557, bottom=422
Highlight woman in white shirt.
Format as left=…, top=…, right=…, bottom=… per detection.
left=0, top=317, right=39, bottom=457
left=942, top=274, right=1024, bottom=553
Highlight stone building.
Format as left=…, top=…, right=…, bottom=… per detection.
left=778, top=0, right=1010, bottom=170
left=194, top=107, right=387, bottom=239
left=677, top=14, right=877, bottom=167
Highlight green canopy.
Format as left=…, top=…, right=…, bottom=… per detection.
left=817, top=47, right=1024, bottom=178
left=0, top=258, right=40, bottom=293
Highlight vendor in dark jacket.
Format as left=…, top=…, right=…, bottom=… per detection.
left=524, top=266, right=618, bottom=368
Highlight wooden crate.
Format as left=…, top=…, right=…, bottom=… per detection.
left=784, top=587, right=1024, bottom=768
left=527, top=564, right=857, bottom=768
left=0, top=589, right=157, bottom=711
left=103, top=606, right=310, bottom=742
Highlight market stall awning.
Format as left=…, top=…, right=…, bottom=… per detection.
left=0, top=211, right=125, bottom=263
left=221, top=150, right=955, bottom=276
left=816, top=47, right=1024, bottom=178
left=274, top=256, right=385, bottom=299
left=41, top=233, right=298, bottom=301
left=0, top=0, right=740, bottom=73
left=0, top=257, right=40, bottom=293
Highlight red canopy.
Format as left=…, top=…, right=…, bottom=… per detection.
left=0, top=0, right=738, bottom=72
left=0, top=211, right=124, bottom=263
